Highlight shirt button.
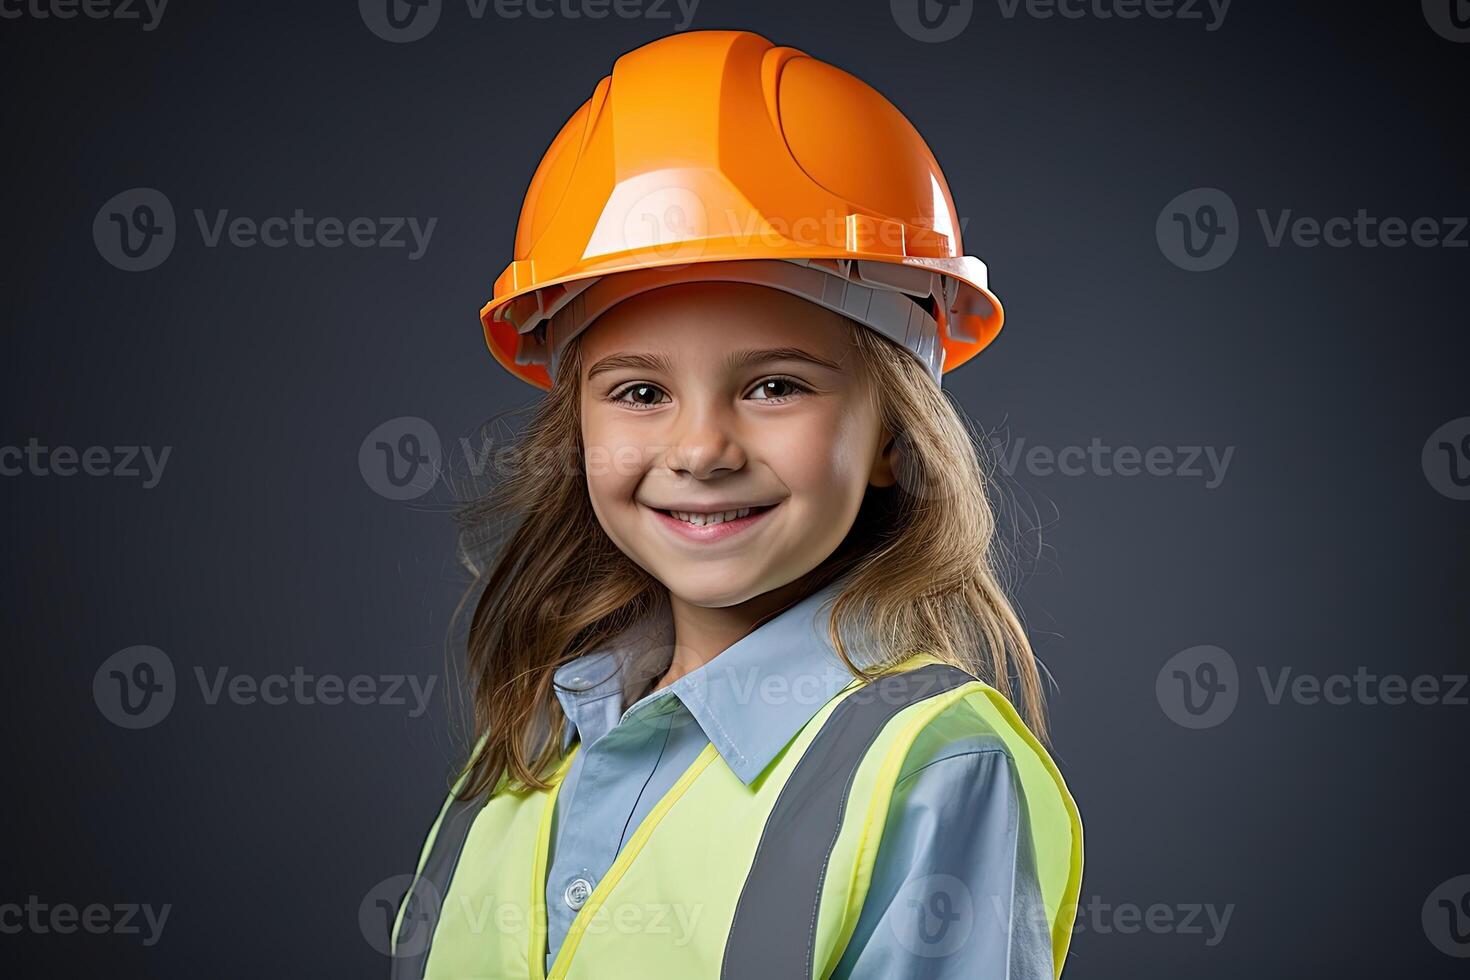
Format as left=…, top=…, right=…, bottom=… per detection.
left=564, top=877, right=592, bottom=910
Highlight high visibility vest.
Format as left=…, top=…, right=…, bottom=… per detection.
left=391, top=655, right=1084, bottom=978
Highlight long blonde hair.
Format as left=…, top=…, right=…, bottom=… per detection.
left=449, top=315, right=1048, bottom=800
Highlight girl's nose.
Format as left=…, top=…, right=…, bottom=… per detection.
left=662, top=405, right=746, bottom=480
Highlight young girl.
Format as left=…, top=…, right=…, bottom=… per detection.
left=392, top=29, right=1082, bottom=980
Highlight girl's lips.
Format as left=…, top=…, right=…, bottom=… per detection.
left=645, top=503, right=778, bottom=543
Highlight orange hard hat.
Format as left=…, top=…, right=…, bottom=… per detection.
left=481, top=29, right=1004, bottom=391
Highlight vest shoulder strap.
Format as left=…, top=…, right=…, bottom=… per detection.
left=391, top=733, right=560, bottom=978
left=722, top=661, right=976, bottom=978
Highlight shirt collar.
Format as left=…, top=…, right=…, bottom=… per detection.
left=552, top=571, right=879, bottom=785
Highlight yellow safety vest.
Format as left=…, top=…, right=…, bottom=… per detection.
left=392, top=654, right=1083, bottom=978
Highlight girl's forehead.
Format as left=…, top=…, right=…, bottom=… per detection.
left=579, top=281, right=851, bottom=355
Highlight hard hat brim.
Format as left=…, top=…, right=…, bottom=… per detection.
left=481, top=248, right=1004, bottom=391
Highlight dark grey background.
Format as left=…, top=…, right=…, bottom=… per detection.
left=2, top=1, right=1466, bottom=976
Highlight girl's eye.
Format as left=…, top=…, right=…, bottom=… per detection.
left=608, top=376, right=810, bottom=408
left=610, top=383, right=669, bottom=408
left=746, top=376, right=809, bottom=402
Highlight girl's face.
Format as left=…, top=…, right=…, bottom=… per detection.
left=578, top=281, right=896, bottom=608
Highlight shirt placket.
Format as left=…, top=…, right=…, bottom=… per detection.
left=546, top=690, right=678, bottom=960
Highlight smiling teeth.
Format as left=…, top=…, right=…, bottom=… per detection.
left=669, top=507, right=751, bottom=526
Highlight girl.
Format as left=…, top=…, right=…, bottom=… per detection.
left=393, top=29, right=1082, bottom=980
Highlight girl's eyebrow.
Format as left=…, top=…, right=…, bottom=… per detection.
left=587, top=347, right=840, bottom=381
left=726, top=347, right=842, bottom=373
left=586, top=351, right=675, bottom=381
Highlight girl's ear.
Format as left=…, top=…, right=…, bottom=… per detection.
left=869, top=429, right=900, bottom=488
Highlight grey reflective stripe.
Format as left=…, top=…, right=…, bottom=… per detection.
left=391, top=792, right=486, bottom=980
left=722, top=662, right=975, bottom=979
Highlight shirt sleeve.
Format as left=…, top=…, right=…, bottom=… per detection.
left=831, top=735, right=1055, bottom=980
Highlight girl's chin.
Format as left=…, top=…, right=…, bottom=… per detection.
left=656, top=579, right=775, bottom=610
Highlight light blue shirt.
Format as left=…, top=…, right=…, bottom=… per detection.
left=544, top=575, right=1054, bottom=977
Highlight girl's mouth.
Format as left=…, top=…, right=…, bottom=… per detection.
left=645, top=503, right=779, bottom=542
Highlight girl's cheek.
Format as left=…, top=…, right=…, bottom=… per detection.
left=766, top=411, right=866, bottom=483
left=585, top=442, right=649, bottom=494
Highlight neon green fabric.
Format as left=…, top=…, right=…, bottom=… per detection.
left=398, top=654, right=1083, bottom=978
